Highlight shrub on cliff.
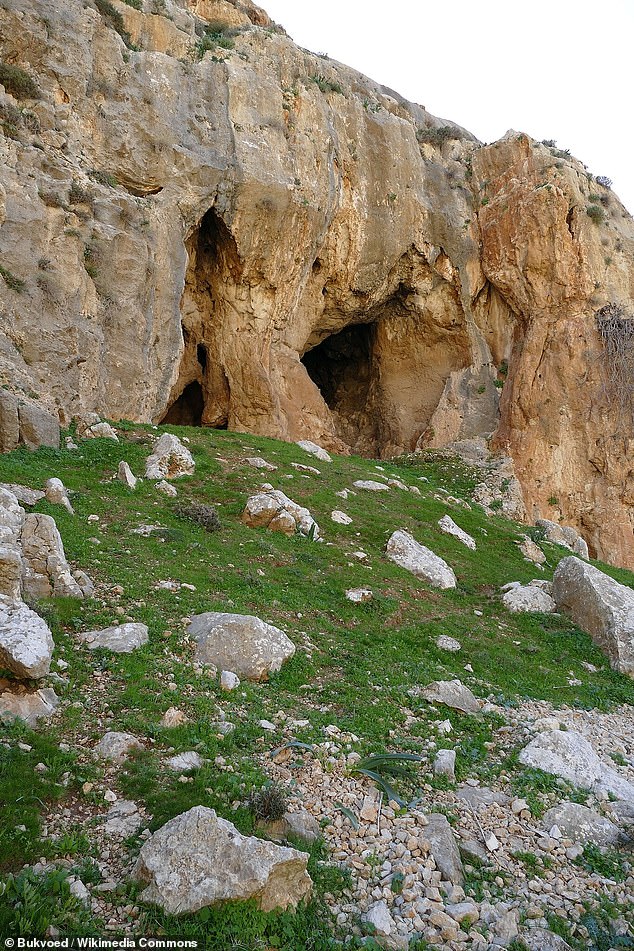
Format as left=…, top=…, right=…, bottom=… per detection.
left=0, top=62, right=39, bottom=100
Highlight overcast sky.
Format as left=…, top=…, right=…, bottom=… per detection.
left=263, top=0, right=634, bottom=214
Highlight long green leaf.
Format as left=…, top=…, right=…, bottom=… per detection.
left=269, top=740, right=314, bottom=759
left=334, top=801, right=360, bottom=830
left=355, top=768, right=406, bottom=807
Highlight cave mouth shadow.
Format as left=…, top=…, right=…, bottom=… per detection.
left=159, top=381, right=204, bottom=426
left=301, top=322, right=374, bottom=413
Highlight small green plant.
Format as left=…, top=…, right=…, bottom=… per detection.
left=587, top=204, right=605, bottom=224
left=83, top=246, right=99, bottom=279
left=0, top=265, right=26, bottom=293
left=195, top=24, right=241, bottom=58
left=248, top=783, right=288, bottom=821
left=121, top=0, right=142, bottom=7
left=0, top=62, right=39, bottom=100
left=308, top=74, right=344, bottom=95
left=88, top=168, right=117, bottom=188
left=94, top=0, right=136, bottom=47
left=174, top=501, right=220, bottom=533
left=150, top=0, right=167, bottom=13
left=575, top=843, right=629, bottom=882
left=390, top=871, right=405, bottom=894
left=69, top=182, right=90, bottom=204
left=547, top=496, right=559, bottom=506
left=351, top=752, right=423, bottom=807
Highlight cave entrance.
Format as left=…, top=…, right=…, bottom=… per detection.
left=302, top=323, right=374, bottom=411
left=160, top=381, right=204, bottom=426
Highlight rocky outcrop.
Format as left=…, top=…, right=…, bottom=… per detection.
left=78, top=622, right=149, bottom=652
left=145, top=433, right=194, bottom=480
left=1, top=2, right=633, bottom=565
left=134, top=806, right=312, bottom=913
left=242, top=488, right=319, bottom=538
left=189, top=611, right=295, bottom=680
left=552, top=556, right=634, bottom=675
left=0, top=392, right=60, bottom=453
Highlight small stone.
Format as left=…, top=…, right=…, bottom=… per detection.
left=436, top=635, right=461, bottom=653
left=434, top=749, right=456, bottom=782
left=345, top=588, right=373, bottom=603
left=331, top=510, right=352, bottom=525
left=220, top=670, right=240, bottom=691
left=117, top=461, right=137, bottom=489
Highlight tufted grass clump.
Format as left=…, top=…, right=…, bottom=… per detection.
left=195, top=24, right=241, bottom=59
left=307, top=74, right=344, bottom=96
left=0, top=62, right=39, bottom=100
left=248, top=783, right=288, bottom=821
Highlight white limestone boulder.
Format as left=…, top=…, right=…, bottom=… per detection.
left=420, top=679, right=480, bottom=714
left=353, top=480, right=390, bottom=492
left=145, top=433, right=195, bottom=480
left=117, top=461, right=137, bottom=488
left=536, top=519, right=589, bottom=559
left=94, top=731, right=144, bottom=763
left=78, top=623, right=149, bottom=653
left=553, top=556, right=634, bottom=675
left=44, top=478, right=74, bottom=514
left=296, top=440, right=331, bottom=463
left=438, top=515, right=476, bottom=550
left=242, top=489, right=319, bottom=539
left=502, top=584, right=556, bottom=613
left=0, top=597, right=54, bottom=679
left=134, top=806, right=312, bottom=914
left=541, top=802, right=621, bottom=847
left=386, top=529, right=456, bottom=589
left=189, top=612, right=295, bottom=681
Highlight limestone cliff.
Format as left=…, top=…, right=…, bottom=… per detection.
left=1, top=0, right=633, bottom=566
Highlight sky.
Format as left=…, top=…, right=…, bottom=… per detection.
left=262, top=0, right=634, bottom=214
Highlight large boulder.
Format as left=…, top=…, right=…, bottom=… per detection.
left=519, top=729, right=634, bottom=805
left=535, top=519, right=589, bottom=559
left=18, top=403, right=60, bottom=450
left=78, top=623, right=149, bottom=653
left=552, top=556, right=634, bottom=675
left=438, top=515, right=476, bottom=550
left=502, top=584, right=556, bottom=613
left=134, top=806, right=312, bottom=913
left=189, top=612, right=295, bottom=681
left=425, top=814, right=464, bottom=885
left=20, top=513, right=84, bottom=599
left=145, top=433, right=195, bottom=480
left=242, top=489, right=319, bottom=539
left=541, top=802, right=621, bottom=847
left=385, top=530, right=457, bottom=589
left=420, top=679, right=480, bottom=714
left=0, top=597, right=54, bottom=678
left=0, top=686, right=60, bottom=725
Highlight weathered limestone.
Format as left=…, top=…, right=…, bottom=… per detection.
left=134, top=806, right=312, bottom=913
left=0, top=393, right=60, bottom=453
left=0, top=596, right=54, bottom=679
left=386, top=530, right=457, bottom=589
left=117, top=461, right=137, bottom=488
left=541, top=802, right=621, bottom=847
left=94, top=731, right=144, bottom=763
left=145, top=434, right=194, bottom=480
left=502, top=584, right=556, bottom=614
left=419, top=680, right=480, bottom=714
left=438, top=515, right=476, bottom=550
left=296, top=441, right=331, bottom=463
left=0, top=685, right=60, bottom=725
left=242, top=489, right=319, bottom=539
left=425, top=814, right=464, bottom=885
left=553, top=556, right=634, bottom=675
left=21, top=514, right=84, bottom=599
left=45, top=478, right=74, bottom=514
left=78, top=623, right=149, bottom=653
left=189, top=612, right=295, bottom=681
left=536, top=519, right=589, bottom=559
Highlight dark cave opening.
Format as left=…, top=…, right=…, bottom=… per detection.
left=160, top=381, right=204, bottom=426
left=301, top=322, right=374, bottom=413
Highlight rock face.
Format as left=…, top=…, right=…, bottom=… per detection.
left=1, top=2, right=634, bottom=566
left=134, top=806, right=312, bottom=914
left=242, top=489, right=319, bottom=538
left=0, top=392, right=60, bottom=453
left=189, top=611, right=295, bottom=680
left=552, top=556, right=634, bottom=675
left=385, top=530, right=457, bottom=589
left=0, top=596, right=55, bottom=678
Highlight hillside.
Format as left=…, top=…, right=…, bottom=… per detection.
left=0, top=423, right=633, bottom=949
left=1, top=0, right=634, bottom=568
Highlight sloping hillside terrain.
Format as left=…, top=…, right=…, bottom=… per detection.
left=0, top=423, right=632, bottom=949
left=1, top=0, right=634, bottom=567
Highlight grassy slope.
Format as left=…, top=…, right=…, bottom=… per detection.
left=0, top=424, right=633, bottom=946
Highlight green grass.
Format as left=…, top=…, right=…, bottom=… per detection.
left=0, top=423, right=633, bottom=940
